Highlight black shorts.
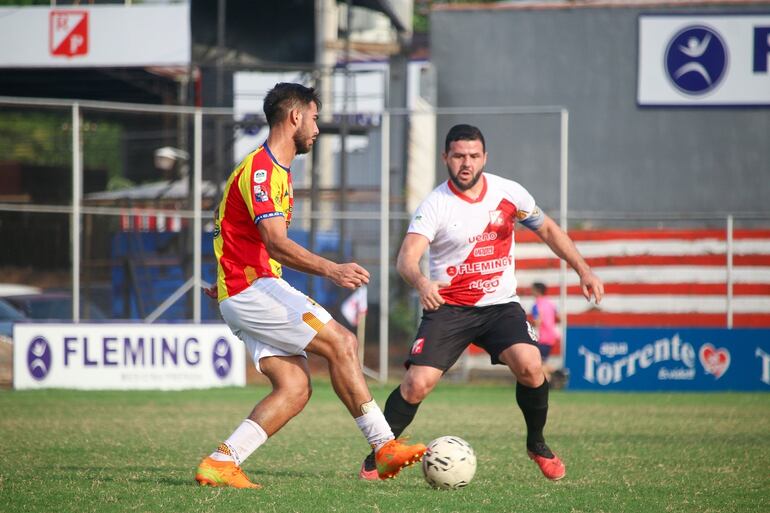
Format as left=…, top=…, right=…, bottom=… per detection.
left=405, top=302, right=538, bottom=371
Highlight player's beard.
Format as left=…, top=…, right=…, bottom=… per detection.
left=293, top=130, right=315, bottom=155
left=448, top=165, right=483, bottom=191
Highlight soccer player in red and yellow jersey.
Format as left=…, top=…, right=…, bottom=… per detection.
left=195, top=83, right=426, bottom=489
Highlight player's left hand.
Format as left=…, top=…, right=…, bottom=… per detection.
left=579, top=270, right=604, bottom=304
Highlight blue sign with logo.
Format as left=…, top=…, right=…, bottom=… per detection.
left=27, top=336, right=51, bottom=380
left=665, top=25, right=728, bottom=95
left=566, top=328, right=770, bottom=391
left=13, top=324, right=246, bottom=390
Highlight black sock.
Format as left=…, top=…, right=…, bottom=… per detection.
left=364, top=386, right=421, bottom=469
left=516, top=379, right=549, bottom=450
left=384, top=386, right=421, bottom=438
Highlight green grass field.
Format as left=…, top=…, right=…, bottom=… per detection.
left=1, top=382, right=768, bottom=513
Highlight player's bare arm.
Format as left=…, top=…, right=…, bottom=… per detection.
left=534, top=215, right=604, bottom=304
left=258, top=216, right=369, bottom=290
left=397, top=233, right=449, bottom=311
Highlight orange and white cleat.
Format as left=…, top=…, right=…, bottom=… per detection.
left=195, top=457, right=262, bottom=489
left=375, top=438, right=427, bottom=480
left=527, top=442, right=566, bottom=481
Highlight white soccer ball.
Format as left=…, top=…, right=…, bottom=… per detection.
left=421, top=435, right=477, bottom=490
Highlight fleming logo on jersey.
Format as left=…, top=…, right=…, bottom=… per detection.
left=411, top=338, right=425, bottom=355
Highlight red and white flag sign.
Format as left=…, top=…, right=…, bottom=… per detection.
left=50, top=10, right=88, bottom=58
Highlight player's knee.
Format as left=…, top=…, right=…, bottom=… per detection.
left=402, top=376, right=434, bottom=403
left=330, top=330, right=359, bottom=363
left=281, top=380, right=312, bottom=414
left=516, top=361, right=544, bottom=387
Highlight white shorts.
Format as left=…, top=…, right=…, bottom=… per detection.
left=219, top=277, right=332, bottom=373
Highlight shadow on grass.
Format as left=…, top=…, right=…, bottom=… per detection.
left=54, top=464, right=328, bottom=486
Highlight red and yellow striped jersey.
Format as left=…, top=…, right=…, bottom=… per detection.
left=213, top=144, right=293, bottom=301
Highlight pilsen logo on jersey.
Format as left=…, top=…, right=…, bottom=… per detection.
left=411, top=338, right=425, bottom=355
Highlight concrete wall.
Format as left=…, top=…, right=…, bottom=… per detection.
left=431, top=4, right=770, bottom=216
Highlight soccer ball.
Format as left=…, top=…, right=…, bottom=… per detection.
left=421, top=436, right=477, bottom=490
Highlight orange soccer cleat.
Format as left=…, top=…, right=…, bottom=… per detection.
left=375, top=438, right=427, bottom=480
left=527, top=442, right=566, bottom=481
left=195, top=457, right=262, bottom=489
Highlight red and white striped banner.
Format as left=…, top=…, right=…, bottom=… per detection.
left=515, top=228, right=770, bottom=328
left=119, top=211, right=183, bottom=233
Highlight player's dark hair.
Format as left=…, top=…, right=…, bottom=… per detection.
left=445, top=124, right=486, bottom=152
left=263, top=82, right=321, bottom=127
left=532, top=282, right=547, bottom=295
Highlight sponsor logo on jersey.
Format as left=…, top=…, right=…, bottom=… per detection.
left=446, top=266, right=458, bottom=277
left=411, top=338, right=425, bottom=355
left=489, top=210, right=505, bottom=226
left=516, top=209, right=530, bottom=220
left=468, top=232, right=498, bottom=244
left=472, top=246, right=495, bottom=257
left=699, top=343, right=730, bottom=379
left=468, top=277, right=499, bottom=293
left=253, top=169, right=268, bottom=184
left=454, top=256, right=513, bottom=276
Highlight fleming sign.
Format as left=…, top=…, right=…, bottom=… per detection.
left=638, top=14, right=770, bottom=105
left=566, top=327, right=770, bottom=391
left=13, top=324, right=246, bottom=390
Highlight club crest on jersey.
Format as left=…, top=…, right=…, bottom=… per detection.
left=489, top=210, right=505, bottom=226
left=411, top=338, right=425, bottom=355
left=253, top=169, right=268, bottom=184
left=253, top=185, right=269, bottom=202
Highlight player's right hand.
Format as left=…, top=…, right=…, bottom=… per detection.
left=330, top=262, right=370, bottom=290
left=202, top=284, right=217, bottom=299
left=418, top=280, right=449, bottom=311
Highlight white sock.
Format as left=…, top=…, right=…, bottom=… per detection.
left=354, top=401, right=394, bottom=451
left=209, top=419, right=268, bottom=466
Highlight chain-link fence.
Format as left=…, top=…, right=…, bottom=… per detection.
left=2, top=95, right=768, bottom=382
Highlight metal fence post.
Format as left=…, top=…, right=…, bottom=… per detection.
left=379, top=111, right=390, bottom=384
left=559, top=108, right=569, bottom=363
left=72, top=103, right=82, bottom=322
left=726, top=214, right=734, bottom=328
left=193, top=108, right=203, bottom=323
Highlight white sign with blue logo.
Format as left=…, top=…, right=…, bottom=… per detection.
left=566, top=327, right=770, bottom=391
left=638, top=14, right=770, bottom=105
left=13, top=324, right=246, bottom=390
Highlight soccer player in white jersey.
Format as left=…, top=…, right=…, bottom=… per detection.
left=358, top=124, right=604, bottom=481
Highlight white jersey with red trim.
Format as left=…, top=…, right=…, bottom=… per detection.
left=407, top=173, right=544, bottom=307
